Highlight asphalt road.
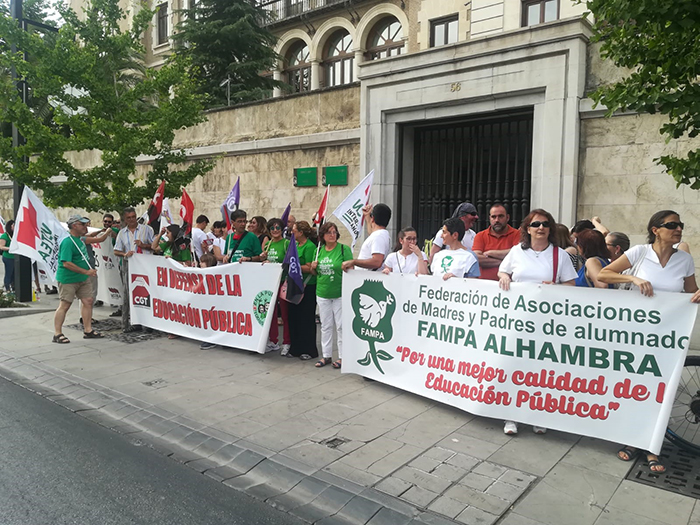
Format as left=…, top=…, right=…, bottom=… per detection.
left=0, top=377, right=304, bottom=525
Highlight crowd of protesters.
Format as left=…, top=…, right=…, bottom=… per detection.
left=42, top=194, right=699, bottom=475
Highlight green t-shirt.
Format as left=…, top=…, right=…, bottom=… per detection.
left=297, top=239, right=317, bottom=286
left=1, top=233, right=13, bottom=259
left=159, top=241, right=192, bottom=263
left=315, top=243, right=352, bottom=299
left=265, top=238, right=289, bottom=263
left=56, top=235, right=90, bottom=284
left=224, top=231, right=262, bottom=262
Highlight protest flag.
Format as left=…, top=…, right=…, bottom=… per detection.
left=142, top=180, right=166, bottom=232
left=10, top=187, right=68, bottom=280
left=160, top=198, right=173, bottom=230
left=180, top=189, right=195, bottom=236
left=0, top=212, right=5, bottom=235
left=331, top=170, right=374, bottom=249
left=281, top=237, right=304, bottom=305
left=221, top=176, right=240, bottom=231
left=313, top=185, right=330, bottom=227
left=280, top=202, right=291, bottom=227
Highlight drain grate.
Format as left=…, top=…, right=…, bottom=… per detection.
left=627, top=440, right=700, bottom=499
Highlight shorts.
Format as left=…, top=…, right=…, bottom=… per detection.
left=58, top=280, right=93, bottom=303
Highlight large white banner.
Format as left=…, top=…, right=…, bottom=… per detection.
left=92, top=239, right=122, bottom=305
left=342, top=272, right=698, bottom=453
left=128, top=254, right=282, bottom=353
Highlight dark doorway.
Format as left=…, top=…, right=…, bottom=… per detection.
left=410, top=110, right=534, bottom=243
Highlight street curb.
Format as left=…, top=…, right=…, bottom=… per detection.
left=0, top=306, right=55, bottom=318
left=0, top=352, right=464, bottom=525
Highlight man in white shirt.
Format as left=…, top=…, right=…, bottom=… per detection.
left=342, top=203, right=392, bottom=272
left=429, top=202, right=479, bottom=263
left=191, top=215, right=210, bottom=261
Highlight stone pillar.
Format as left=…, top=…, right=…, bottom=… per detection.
left=354, top=50, right=364, bottom=82
left=311, top=60, right=321, bottom=90
left=273, top=69, right=282, bottom=98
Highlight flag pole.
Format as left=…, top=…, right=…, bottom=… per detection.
left=315, top=184, right=329, bottom=261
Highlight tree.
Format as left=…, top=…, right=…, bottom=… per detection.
left=584, top=0, right=700, bottom=189
left=172, top=0, right=281, bottom=108
left=0, top=0, right=213, bottom=211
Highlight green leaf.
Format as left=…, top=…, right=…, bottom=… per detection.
left=376, top=350, right=394, bottom=361
left=357, top=352, right=372, bottom=367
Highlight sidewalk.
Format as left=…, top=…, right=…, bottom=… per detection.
left=1, top=294, right=699, bottom=525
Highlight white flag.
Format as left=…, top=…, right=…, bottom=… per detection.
left=160, top=197, right=173, bottom=230
left=331, top=170, right=374, bottom=249
left=9, top=187, right=69, bottom=280
left=0, top=212, right=5, bottom=235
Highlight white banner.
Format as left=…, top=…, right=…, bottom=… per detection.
left=93, top=239, right=122, bottom=305
left=128, top=254, right=282, bottom=353
left=331, top=170, right=374, bottom=249
left=342, top=272, right=698, bottom=454
left=9, top=187, right=68, bottom=281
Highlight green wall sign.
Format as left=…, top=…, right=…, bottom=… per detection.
left=323, top=165, right=348, bottom=186
left=294, top=167, right=317, bottom=187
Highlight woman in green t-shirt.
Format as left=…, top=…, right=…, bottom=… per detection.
left=311, top=222, right=352, bottom=369
left=287, top=221, right=319, bottom=361
left=0, top=220, right=15, bottom=291
left=151, top=225, right=193, bottom=266
left=262, top=218, right=291, bottom=354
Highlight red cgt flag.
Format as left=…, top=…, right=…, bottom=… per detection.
left=313, top=185, right=330, bottom=226
left=145, top=180, right=166, bottom=231
left=180, top=189, right=194, bottom=236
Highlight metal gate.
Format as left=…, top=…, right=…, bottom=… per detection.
left=412, top=111, right=534, bottom=243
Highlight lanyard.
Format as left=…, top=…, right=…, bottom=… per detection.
left=69, top=236, right=92, bottom=267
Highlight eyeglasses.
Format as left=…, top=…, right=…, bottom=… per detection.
left=404, top=237, right=417, bottom=241
left=529, top=221, right=551, bottom=228
left=659, top=221, right=684, bottom=230
left=324, top=230, right=338, bottom=236
left=270, top=226, right=282, bottom=231
left=103, top=221, right=113, bottom=225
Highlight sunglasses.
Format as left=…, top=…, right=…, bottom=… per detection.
left=270, top=226, right=282, bottom=231
left=529, top=221, right=551, bottom=228
left=659, top=221, right=684, bottom=230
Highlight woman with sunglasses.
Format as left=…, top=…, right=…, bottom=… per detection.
left=262, top=218, right=291, bottom=354
left=598, top=210, right=699, bottom=473
left=498, top=209, right=577, bottom=436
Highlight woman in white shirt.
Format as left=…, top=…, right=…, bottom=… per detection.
left=598, top=209, right=700, bottom=474
left=383, top=227, right=428, bottom=276
left=498, top=208, right=577, bottom=436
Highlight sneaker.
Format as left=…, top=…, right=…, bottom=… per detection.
left=533, top=426, right=547, bottom=434
left=504, top=421, right=518, bottom=435
left=266, top=341, right=280, bottom=353
left=200, top=341, right=217, bottom=350
left=280, top=344, right=290, bottom=356
left=110, top=309, right=122, bottom=317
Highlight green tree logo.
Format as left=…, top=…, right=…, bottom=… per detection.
left=351, top=280, right=396, bottom=374
left=440, top=255, right=453, bottom=274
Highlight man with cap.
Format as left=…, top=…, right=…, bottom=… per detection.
left=52, top=215, right=103, bottom=344
left=429, top=202, right=479, bottom=264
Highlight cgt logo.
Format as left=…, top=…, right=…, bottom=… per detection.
left=131, top=274, right=150, bottom=308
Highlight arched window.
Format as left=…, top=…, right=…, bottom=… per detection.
left=285, top=41, right=311, bottom=93
left=324, top=30, right=354, bottom=87
left=366, top=17, right=404, bottom=60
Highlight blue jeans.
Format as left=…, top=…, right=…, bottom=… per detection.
left=3, top=257, right=14, bottom=291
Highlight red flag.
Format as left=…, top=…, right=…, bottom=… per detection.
left=313, top=185, right=330, bottom=226
left=180, top=189, right=194, bottom=236
left=145, top=180, right=166, bottom=230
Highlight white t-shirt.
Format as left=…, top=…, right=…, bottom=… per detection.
left=431, top=249, right=480, bottom=278
left=192, top=227, right=207, bottom=259
left=433, top=228, right=476, bottom=251
left=209, top=236, right=226, bottom=264
left=625, top=244, right=695, bottom=293
left=385, top=251, right=428, bottom=275
left=358, top=229, right=391, bottom=271
left=499, top=244, right=577, bottom=284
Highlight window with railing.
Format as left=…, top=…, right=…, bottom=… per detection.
left=430, top=15, right=458, bottom=48
left=257, top=0, right=354, bottom=23
left=156, top=3, right=168, bottom=45
left=324, top=31, right=354, bottom=87
left=522, top=0, right=559, bottom=26
left=285, top=41, right=311, bottom=93
left=366, top=17, right=404, bottom=60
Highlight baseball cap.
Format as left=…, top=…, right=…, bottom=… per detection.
left=67, top=215, right=90, bottom=226
left=451, top=202, right=478, bottom=218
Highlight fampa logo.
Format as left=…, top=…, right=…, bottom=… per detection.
left=351, top=280, right=396, bottom=374
left=131, top=274, right=150, bottom=308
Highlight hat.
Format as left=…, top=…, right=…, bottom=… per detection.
left=451, top=202, right=478, bottom=219
left=67, top=215, right=90, bottom=227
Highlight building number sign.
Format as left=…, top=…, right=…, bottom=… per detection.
left=450, top=82, right=462, bottom=92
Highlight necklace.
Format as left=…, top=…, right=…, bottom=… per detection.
left=531, top=244, right=549, bottom=257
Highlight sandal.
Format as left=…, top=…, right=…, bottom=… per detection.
left=52, top=333, right=70, bottom=344
left=315, top=357, right=332, bottom=368
left=83, top=330, right=104, bottom=339
left=332, top=360, right=342, bottom=369
left=617, top=446, right=638, bottom=462
left=647, top=454, right=666, bottom=473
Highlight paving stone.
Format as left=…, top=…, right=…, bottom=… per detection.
left=313, top=470, right=366, bottom=495
left=393, top=467, right=452, bottom=494
left=178, top=430, right=211, bottom=451
left=271, top=452, right=319, bottom=476
left=423, top=447, right=456, bottom=462
left=268, top=476, right=331, bottom=512
left=291, top=486, right=355, bottom=523
left=603, top=480, right=694, bottom=525
left=227, top=450, right=266, bottom=476
left=459, top=472, right=494, bottom=492
left=204, top=465, right=243, bottom=483
left=368, top=444, right=423, bottom=478
left=376, top=477, right=412, bottom=497
left=200, top=426, right=238, bottom=444
left=498, top=514, right=547, bottom=525
left=409, top=456, right=442, bottom=473
left=361, top=488, right=421, bottom=518
left=340, top=438, right=405, bottom=471
left=366, top=507, right=413, bottom=525
left=444, top=485, right=510, bottom=515
left=185, top=458, right=220, bottom=473
left=401, top=486, right=439, bottom=508
left=192, top=437, right=227, bottom=458
left=560, top=437, right=631, bottom=479
left=486, top=481, right=526, bottom=502
left=415, top=511, right=461, bottom=525
left=244, top=460, right=307, bottom=500
left=432, top=463, right=467, bottom=483
left=139, top=415, right=180, bottom=437
left=487, top=431, right=578, bottom=477
left=455, top=506, right=499, bottom=525
left=445, top=453, right=480, bottom=471
left=170, top=449, right=202, bottom=464
left=592, top=505, right=668, bottom=525
left=427, top=496, right=466, bottom=519
left=498, top=470, right=537, bottom=489
left=160, top=424, right=195, bottom=445
left=333, top=495, right=384, bottom=525
left=325, top=461, right=382, bottom=487
left=472, top=462, right=508, bottom=479
left=437, top=434, right=501, bottom=460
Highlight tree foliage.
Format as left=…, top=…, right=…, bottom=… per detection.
left=172, top=0, right=281, bottom=108
left=0, top=0, right=213, bottom=211
left=584, top=0, right=700, bottom=189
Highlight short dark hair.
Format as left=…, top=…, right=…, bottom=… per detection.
left=647, top=210, right=679, bottom=244
left=212, top=220, right=226, bottom=229
left=571, top=220, right=595, bottom=234
left=319, top=221, right=340, bottom=244
left=371, top=203, right=392, bottom=228
left=103, top=213, right=114, bottom=220
left=122, top=207, right=136, bottom=217
left=489, top=203, right=508, bottom=215
left=200, top=253, right=217, bottom=267
left=608, top=231, right=630, bottom=252
left=267, top=218, right=284, bottom=231
left=520, top=209, right=557, bottom=249
left=231, top=209, right=247, bottom=222
left=443, top=217, right=466, bottom=241
left=196, top=215, right=209, bottom=225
